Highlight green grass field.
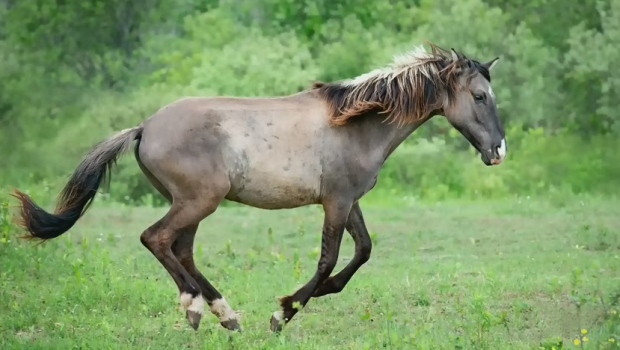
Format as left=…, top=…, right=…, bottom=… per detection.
left=1, top=195, right=620, bottom=349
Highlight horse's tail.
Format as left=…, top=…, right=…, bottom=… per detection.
left=13, top=125, right=144, bottom=241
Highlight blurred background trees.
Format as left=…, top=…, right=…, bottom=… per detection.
left=0, top=0, right=618, bottom=205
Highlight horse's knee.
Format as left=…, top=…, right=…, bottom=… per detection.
left=327, top=277, right=346, bottom=294
left=318, top=256, right=339, bottom=280
left=359, top=239, right=372, bottom=264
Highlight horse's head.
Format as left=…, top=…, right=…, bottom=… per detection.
left=441, top=49, right=505, bottom=166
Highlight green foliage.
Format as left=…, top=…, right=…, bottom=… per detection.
left=0, top=198, right=13, bottom=244
left=3, top=0, right=176, bottom=87
left=565, top=0, right=620, bottom=135
left=482, top=0, right=602, bottom=51
left=0, top=0, right=618, bottom=205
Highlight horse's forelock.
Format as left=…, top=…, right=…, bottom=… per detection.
left=471, top=60, right=491, bottom=82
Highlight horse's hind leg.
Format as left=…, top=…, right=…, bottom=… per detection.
left=140, top=202, right=217, bottom=330
left=312, top=202, right=372, bottom=297
left=172, top=227, right=242, bottom=331
left=136, top=151, right=239, bottom=331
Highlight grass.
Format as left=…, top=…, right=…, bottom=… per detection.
left=1, top=194, right=620, bottom=349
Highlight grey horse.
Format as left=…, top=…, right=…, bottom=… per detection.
left=13, top=43, right=506, bottom=333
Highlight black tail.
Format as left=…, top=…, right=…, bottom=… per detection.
left=13, top=126, right=143, bottom=240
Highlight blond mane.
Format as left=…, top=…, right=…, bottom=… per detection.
left=314, top=43, right=462, bottom=127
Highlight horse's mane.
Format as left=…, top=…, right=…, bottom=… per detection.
left=313, top=43, right=484, bottom=127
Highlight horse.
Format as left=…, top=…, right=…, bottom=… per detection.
left=12, top=43, right=506, bottom=333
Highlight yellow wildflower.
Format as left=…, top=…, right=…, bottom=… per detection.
left=581, top=328, right=588, bottom=335
left=609, top=337, right=616, bottom=343
left=582, top=336, right=588, bottom=342
left=574, top=339, right=581, bottom=346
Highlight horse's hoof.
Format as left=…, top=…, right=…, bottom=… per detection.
left=270, top=311, right=284, bottom=333
left=186, top=310, right=202, bottom=330
left=221, top=318, right=243, bottom=332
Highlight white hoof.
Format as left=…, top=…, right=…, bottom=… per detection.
left=270, top=310, right=285, bottom=332
left=180, top=292, right=193, bottom=309
left=180, top=292, right=205, bottom=315
left=272, top=310, right=284, bottom=322
left=210, top=298, right=239, bottom=322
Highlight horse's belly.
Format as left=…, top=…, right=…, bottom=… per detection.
left=226, top=173, right=321, bottom=209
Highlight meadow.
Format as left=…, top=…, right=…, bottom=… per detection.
left=1, top=193, right=619, bottom=349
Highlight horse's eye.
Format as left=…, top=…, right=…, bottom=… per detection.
left=473, top=93, right=485, bottom=102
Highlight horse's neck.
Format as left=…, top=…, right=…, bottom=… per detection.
left=367, top=113, right=434, bottom=162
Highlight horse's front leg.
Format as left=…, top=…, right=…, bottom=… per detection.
left=270, top=198, right=352, bottom=332
left=312, top=201, right=372, bottom=297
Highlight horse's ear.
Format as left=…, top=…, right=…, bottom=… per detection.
left=450, top=48, right=461, bottom=62
left=311, top=81, right=326, bottom=89
left=482, top=57, right=500, bottom=71
left=450, top=48, right=468, bottom=74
